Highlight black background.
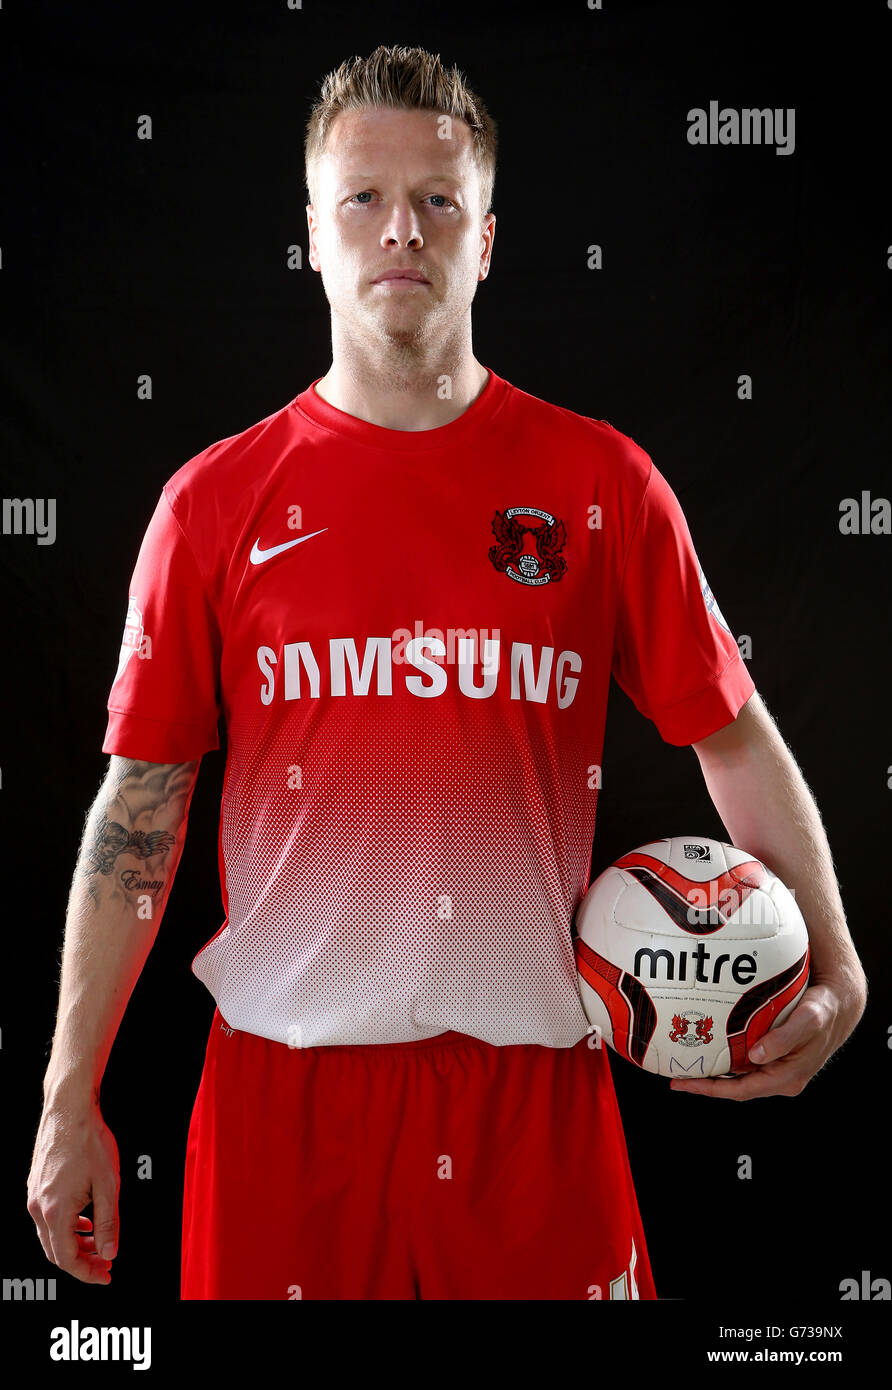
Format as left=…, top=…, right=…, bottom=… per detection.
left=1, top=0, right=889, bottom=1346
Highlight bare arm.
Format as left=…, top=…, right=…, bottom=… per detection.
left=28, top=755, right=201, bottom=1282
left=675, top=691, right=868, bottom=1100
left=692, top=692, right=866, bottom=996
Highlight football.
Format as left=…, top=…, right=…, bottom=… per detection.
left=573, top=837, right=810, bottom=1078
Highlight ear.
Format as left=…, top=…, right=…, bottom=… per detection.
left=306, top=203, right=320, bottom=272
left=479, top=212, right=496, bottom=280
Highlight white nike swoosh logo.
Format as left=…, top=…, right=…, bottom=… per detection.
left=250, top=528, right=328, bottom=565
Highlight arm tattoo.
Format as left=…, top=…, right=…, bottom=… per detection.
left=77, top=758, right=198, bottom=905
left=87, top=822, right=176, bottom=876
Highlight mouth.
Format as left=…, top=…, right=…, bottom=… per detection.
left=372, top=272, right=430, bottom=286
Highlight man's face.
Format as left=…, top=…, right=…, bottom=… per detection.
left=307, top=106, right=495, bottom=348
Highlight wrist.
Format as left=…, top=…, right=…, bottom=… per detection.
left=42, top=1066, right=101, bottom=1111
left=812, top=959, right=867, bottom=1007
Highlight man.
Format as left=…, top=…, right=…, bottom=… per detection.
left=27, top=44, right=867, bottom=1301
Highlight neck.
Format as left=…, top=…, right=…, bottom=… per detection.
left=314, top=334, right=489, bottom=431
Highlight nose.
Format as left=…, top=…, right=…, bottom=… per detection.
left=380, top=202, right=423, bottom=250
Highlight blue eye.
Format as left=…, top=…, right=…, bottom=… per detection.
left=348, top=191, right=455, bottom=210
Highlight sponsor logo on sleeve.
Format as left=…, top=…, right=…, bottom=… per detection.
left=114, top=595, right=145, bottom=683
left=698, top=562, right=731, bottom=633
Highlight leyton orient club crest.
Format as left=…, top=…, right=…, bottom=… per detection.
left=669, top=1010, right=714, bottom=1046
left=489, top=506, right=568, bottom=586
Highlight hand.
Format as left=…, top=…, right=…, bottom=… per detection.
left=668, top=969, right=867, bottom=1100
left=27, top=1089, right=120, bottom=1283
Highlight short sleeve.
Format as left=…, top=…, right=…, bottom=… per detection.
left=102, top=487, right=222, bottom=761
left=611, top=461, right=755, bottom=745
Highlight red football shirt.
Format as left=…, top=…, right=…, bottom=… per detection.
left=102, top=367, right=755, bottom=1047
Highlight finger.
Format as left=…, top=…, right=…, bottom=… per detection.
left=72, top=1217, right=113, bottom=1280
left=45, top=1206, right=112, bottom=1283
left=74, top=1215, right=96, bottom=1241
left=748, top=994, right=826, bottom=1065
left=671, top=1062, right=804, bottom=1100
left=30, top=1207, right=107, bottom=1280
left=41, top=1201, right=73, bottom=1269
left=748, top=1028, right=803, bottom=1064
left=670, top=1075, right=765, bottom=1100
left=91, top=1180, right=119, bottom=1261
left=70, top=1247, right=113, bottom=1283
left=45, top=1203, right=88, bottom=1274
left=77, top=1254, right=113, bottom=1281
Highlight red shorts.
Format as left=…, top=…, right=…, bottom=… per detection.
left=181, top=1007, right=657, bottom=1300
